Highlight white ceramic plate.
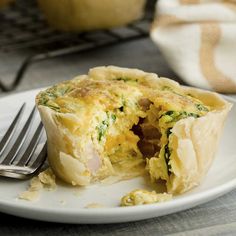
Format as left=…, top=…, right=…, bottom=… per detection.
left=0, top=89, right=236, bottom=224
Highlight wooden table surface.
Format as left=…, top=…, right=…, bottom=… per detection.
left=1, top=36, right=236, bottom=236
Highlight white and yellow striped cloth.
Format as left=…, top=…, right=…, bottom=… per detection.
left=151, top=0, right=236, bottom=93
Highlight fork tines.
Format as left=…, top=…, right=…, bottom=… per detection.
left=0, top=103, right=47, bottom=179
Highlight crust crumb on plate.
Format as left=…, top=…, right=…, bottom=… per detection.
left=38, top=168, right=57, bottom=190
left=84, top=203, right=105, bottom=209
left=18, top=168, right=56, bottom=201
left=84, top=202, right=105, bottom=208
left=18, top=177, right=43, bottom=201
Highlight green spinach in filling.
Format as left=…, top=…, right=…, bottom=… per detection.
left=160, top=108, right=206, bottom=174
left=38, top=85, right=73, bottom=111
left=96, top=112, right=116, bottom=142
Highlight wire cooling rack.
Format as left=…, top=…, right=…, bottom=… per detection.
left=0, top=0, right=154, bottom=92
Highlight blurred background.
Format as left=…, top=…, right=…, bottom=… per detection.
left=0, top=0, right=181, bottom=95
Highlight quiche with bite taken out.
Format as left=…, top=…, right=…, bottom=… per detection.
left=36, top=66, right=232, bottom=194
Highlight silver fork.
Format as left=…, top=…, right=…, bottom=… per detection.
left=0, top=103, right=47, bottom=179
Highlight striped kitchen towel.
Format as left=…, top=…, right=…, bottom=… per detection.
left=151, top=0, right=236, bottom=93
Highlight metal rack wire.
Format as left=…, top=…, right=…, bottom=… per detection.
left=0, top=0, right=154, bottom=92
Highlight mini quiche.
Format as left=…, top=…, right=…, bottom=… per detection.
left=36, top=66, right=232, bottom=194
left=37, top=0, right=146, bottom=32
